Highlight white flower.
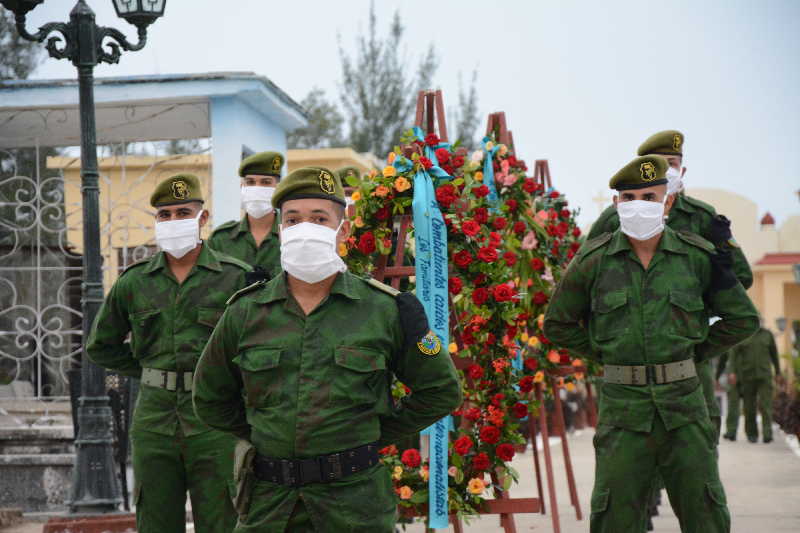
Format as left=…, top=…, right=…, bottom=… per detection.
left=470, top=150, right=484, bottom=163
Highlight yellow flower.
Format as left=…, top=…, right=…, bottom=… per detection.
left=337, top=242, right=348, bottom=257
left=383, top=166, right=397, bottom=178
left=393, top=466, right=403, bottom=480
left=394, top=176, right=411, bottom=192
left=528, top=336, right=540, bottom=348
left=354, top=216, right=365, bottom=228
left=475, top=171, right=484, bottom=182
left=520, top=332, right=529, bottom=343
left=448, top=342, right=458, bottom=354
left=565, top=382, right=576, bottom=392
left=485, top=141, right=494, bottom=151
left=373, top=185, right=390, bottom=197
left=537, top=313, right=545, bottom=330
left=387, top=152, right=397, bottom=164
left=533, top=371, right=545, bottom=383
left=499, top=144, right=508, bottom=156
left=398, top=485, right=414, bottom=500
left=467, top=477, right=486, bottom=495
left=351, top=190, right=362, bottom=202
left=420, top=466, right=429, bottom=482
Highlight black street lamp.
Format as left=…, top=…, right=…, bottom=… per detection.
left=0, top=0, right=166, bottom=514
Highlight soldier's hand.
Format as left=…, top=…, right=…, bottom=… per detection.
left=727, top=373, right=737, bottom=386
left=710, top=214, right=733, bottom=246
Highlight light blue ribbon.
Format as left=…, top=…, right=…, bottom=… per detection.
left=482, top=136, right=501, bottom=208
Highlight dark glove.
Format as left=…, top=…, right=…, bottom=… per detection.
left=709, top=249, right=737, bottom=292
left=709, top=215, right=733, bottom=246
left=396, top=292, right=430, bottom=350
left=245, top=266, right=268, bottom=286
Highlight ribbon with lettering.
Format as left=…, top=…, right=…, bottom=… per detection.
left=482, top=135, right=501, bottom=209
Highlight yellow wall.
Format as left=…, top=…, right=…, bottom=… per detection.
left=750, top=265, right=799, bottom=355
left=287, top=148, right=377, bottom=174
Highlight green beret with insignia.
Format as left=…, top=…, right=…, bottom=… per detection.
left=271, top=166, right=346, bottom=208
left=609, top=155, right=669, bottom=191
left=335, top=166, right=362, bottom=184
left=637, top=130, right=684, bottom=157
left=150, top=173, right=204, bottom=207
left=238, top=151, right=284, bottom=178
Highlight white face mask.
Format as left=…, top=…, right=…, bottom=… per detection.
left=666, top=166, right=684, bottom=196
left=280, top=221, right=347, bottom=283
left=155, top=209, right=203, bottom=259
left=241, top=186, right=275, bottom=219
left=617, top=196, right=667, bottom=241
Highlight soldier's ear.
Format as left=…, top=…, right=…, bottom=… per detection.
left=612, top=195, right=619, bottom=208
left=198, top=209, right=209, bottom=227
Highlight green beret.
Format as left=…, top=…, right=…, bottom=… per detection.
left=609, top=155, right=669, bottom=191
left=272, top=166, right=346, bottom=208
left=150, top=173, right=204, bottom=207
left=238, top=151, right=284, bottom=178
left=335, top=166, right=362, bottom=184
left=637, top=130, right=684, bottom=156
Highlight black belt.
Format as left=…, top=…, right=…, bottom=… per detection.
left=253, top=442, right=379, bottom=487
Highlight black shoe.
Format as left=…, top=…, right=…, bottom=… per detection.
left=723, top=433, right=736, bottom=441
left=647, top=517, right=654, bottom=531
left=764, top=436, right=773, bottom=443
left=747, top=435, right=758, bottom=443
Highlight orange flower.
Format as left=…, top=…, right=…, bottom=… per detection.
left=382, top=166, right=397, bottom=178
left=448, top=342, right=458, bottom=354
left=492, top=358, right=510, bottom=373
left=337, top=243, right=348, bottom=257
left=420, top=466, right=429, bottom=482
left=467, top=477, right=486, bottom=495
left=547, top=350, right=561, bottom=363
left=474, top=171, right=484, bottom=182
left=398, top=485, right=414, bottom=500
left=394, top=176, right=411, bottom=192
left=572, top=358, right=583, bottom=367
left=350, top=190, right=362, bottom=202
left=387, top=152, right=397, bottom=164
left=533, top=371, right=545, bottom=383
left=566, top=382, right=576, bottom=392
left=373, top=185, right=390, bottom=197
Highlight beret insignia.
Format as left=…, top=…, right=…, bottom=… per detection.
left=640, top=162, right=657, bottom=182
left=319, top=170, right=336, bottom=195
left=171, top=180, right=189, bottom=200
left=417, top=330, right=442, bottom=356
left=672, top=133, right=683, bottom=152
left=272, top=156, right=282, bottom=174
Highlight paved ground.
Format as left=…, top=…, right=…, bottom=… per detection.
left=4, top=423, right=799, bottom=532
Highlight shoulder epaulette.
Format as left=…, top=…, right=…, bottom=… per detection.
left=218, top=254, right=251, bottom=271
left=676, top=229, right=715, bottom=253
left=120, top=259, right=149, bottom=277
left=210, top=220, right=239, bottom=235
left=363, top=276, right=400, bottom=297
left=682, top=195, right=717, bottom=217
left=577, top=232, right=612, bottom=262
left=226, top=280, right=266, bottom=306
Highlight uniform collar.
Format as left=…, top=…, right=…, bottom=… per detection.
left=672, top=193, right=694, bottom=215
left=143, top=243, right=222, bottom=274
left=605, top=230, right=632, bottom=256
left=256, top=271, right=361, bottom=304
left=233, top=214, right=280, bottom=238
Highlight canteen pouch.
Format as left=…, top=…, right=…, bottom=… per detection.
left=232, top=439, right=257, bottom=516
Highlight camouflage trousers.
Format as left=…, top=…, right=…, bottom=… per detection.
left=742, top=379, right=774, bottom=440
left=697, top=360, right=721, bottom=441
left=132, top=428, right=238, bottom=533
left=724, top=384, right=741, bottom=438
left=590, top=416, right=730, bottom=533
left=234, top=463, right=396, bottom=532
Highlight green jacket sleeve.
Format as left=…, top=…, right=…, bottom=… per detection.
left=695, top=281, right=758, bottom=362
left=729, top=245, right=753, bottom=290
left=192, top=303, right=250, bottom=440
left=86, top=280, right=142, bottom=378
left=543, top=255, right=596, bottom=361
left=379, top=298, right=462, bottom=445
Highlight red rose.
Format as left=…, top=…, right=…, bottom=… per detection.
left=479, top=425, right=501, bottom=445
left=533, top=291, right=549, bottom=305
left=477, top=246, right=498, bottom=263
left=464, top=407, right=481, bottom=421
left=486, top=332, right=496, bottom=345
left=522, top=178, right=537, bottom=193
left=530, top=257, right=545, bottom=271
left=512, top=403, right=529, bottom=419
left=493, top=284, right=514, bottom=302
left=538, top=333, right=551, bottom=345
left=496, top=443, right=515, bottom=462
left=503, top=251, right=517, bottom=267
left=519, top=375, right=535, bottom=393
left=549, top=209, right=559, bottom=220
left=454, top=250, right=473, bottom=268
left=357, top=232, right=376, bottom=255
left=513, top=221, right=526, bottom=234
left=472, top=452, right=490, bottom=472
left=472, top=287, right=489, bottom=306
left=452, top=155, right=465, bottom=168
left=473, top=273, right=487, bottom=286
left=401, top=448, right=421, bottom=468
left=505, top=199, right=519, bottom=212
left=492, top=217, right=508, bottom=230
left=453, top=435, right=473, bottom=456
left=425, top=133, right=440, bottom=146
left=570, top=241, right=581, bottom=252
left=550, top=191, right=560, bottom=199
left=466, top=364, right=484, bottom=380
left=551, top=244, right=560, bottom=256
left=560, top=353, right=572, bottom=365
left=557, top=221, right=570, bottom=237
left=419, top=157, right=433, bottom=170
left=375, top=206, right=390, bottom=221
left=435, top=147, right=450, bottom=163
left=435, top=184, right=458, bottom=208
left=442, top=164, right=454, bottom=176
left=449, top=277, right=463, bottom=295
left=462, top=219, right=481, bottom=237
left=489, top=232, right=502, bottom=248
left=524, top=358, right=539, bottom=372
left=560, top=209, right=571, bottom=218
left=506, top=324, right=518, bottom=338
left=383, top=238, right=392, bottom=249
left=379, top=444, right=398, bottom=456
left=573, top=227, right=582, bottom=237
left=474, top=207, right=489, bottom=224
left=473, top=184, right=490, bottom=198
left=491, top=393, right=505, bottom=406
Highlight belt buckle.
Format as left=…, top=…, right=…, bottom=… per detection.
left=281, top=459, right=297, bottom=487
left=327, top=453, right=343, bottom=481
left=160, top=371, right=169, bottom=390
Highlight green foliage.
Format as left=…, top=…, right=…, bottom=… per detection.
left=287, top=87, right=346, bottom=149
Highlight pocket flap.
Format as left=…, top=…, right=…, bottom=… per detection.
left=234, top=348, right=281, bottom=372
left=197, top=306, right=225, bottom=328
left=705, top=481, right=727, bottom=506
left=590, top=488, right=609, bottom=513
left=335, top=346, right=387, bottom=373
left=130, top=308, right=159, bottom=326
left=669, top=290, right=704, bottom=312
left=592, top=290, right=627, bottom=313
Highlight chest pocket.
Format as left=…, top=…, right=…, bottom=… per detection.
left=233, top=348, right=282, bottom=408
left=591, top=290, right=629, bottom=341
left=669, top=290, right=705, bottom=339
left=129, top=309, right=160, bottom=358
left=332, top=346, right=387, bottom=407
left=197, top=306, right=225, bottom=329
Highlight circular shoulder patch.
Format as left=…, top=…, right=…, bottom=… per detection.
left=417, top=331, right=441, bottom=356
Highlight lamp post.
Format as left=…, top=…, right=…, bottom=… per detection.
left=0, top=0, right=166, bottom=514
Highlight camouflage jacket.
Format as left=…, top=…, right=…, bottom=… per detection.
left=586, top=194, right=753, bottom=289
left=208, top=215, right=281, bottom=278
left=544, top=227, right=758, bottom=432
left=192, top=271, right=462, bottom=458
left=87, top=245, right=250, bottom=436
left=717, top=327, right=780, bottom=382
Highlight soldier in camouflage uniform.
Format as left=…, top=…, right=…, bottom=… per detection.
left=208, top=151, right=285, bottom=280
left=193, top=167, right=462, bottom=532
left=545, top=156, right=758, bottom=533
left=717, top=326, right=781, bottom=443
left=87, top=174, right=250, bottom=533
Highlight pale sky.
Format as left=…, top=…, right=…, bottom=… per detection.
left=26, top=0, right=800, bottom=228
